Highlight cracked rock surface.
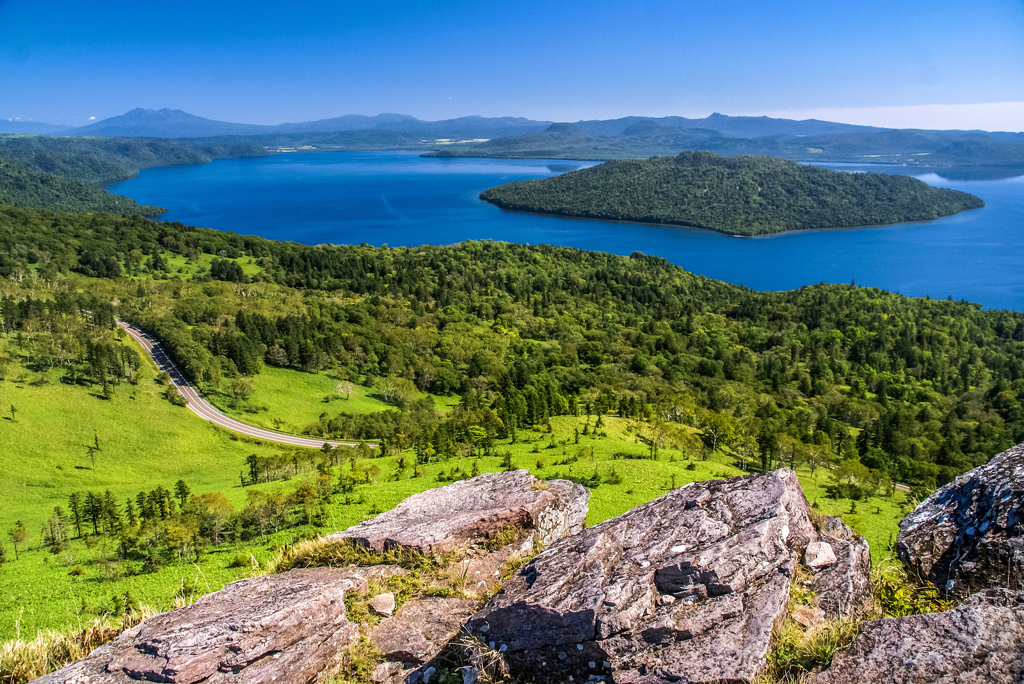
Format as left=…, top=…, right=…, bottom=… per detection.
left=808, top=588, right=1024, bottom=684
left=898, top=441, right=1024, bottom=594
left=33, top=568, right=367, bottom=684
left=326, top=470, right=589, bottom=553
left=812, top=516, right=872, bottom=619
left=466, top=468, right=817, bottom=684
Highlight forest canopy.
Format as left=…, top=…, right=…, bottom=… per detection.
left=479, top=152, right=985, bottom=236
left=2, top=205, right=1023, bottom=498
left=0, top=160, right=165, bottom=216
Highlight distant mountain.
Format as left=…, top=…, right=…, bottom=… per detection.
left=573, top=113, right=884, bottom=138
left=273, top=113, right=419, bottom=133
left=425, top=117, right=1024, bottom=167
left=64, top=108, right=277, bottom=138
left=0, top=120, right=72, bottom=134
left=63, top=108, right=553, bottom=140
left=371, top=115, right=552, bottom=138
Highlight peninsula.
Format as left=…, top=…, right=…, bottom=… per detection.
left=479, top=151, right=985, bottom=236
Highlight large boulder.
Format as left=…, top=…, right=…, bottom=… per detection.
left=807, top=588, right=1024, bottom=684
left=327, top=470, right=589, bottom=553
left=34, top=568, right=367, bottom=684
left=897, top=441, right=1024, bottom=594
left=812, top=516, right=873, bottom=618
left=465, top=469, right=818, bottom=684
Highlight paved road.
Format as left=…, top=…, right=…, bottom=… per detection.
left=118, top=321, right=367, bottom=449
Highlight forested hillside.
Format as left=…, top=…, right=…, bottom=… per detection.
left=0, top=160, right=165, bottom=215
left=480, top=152, right=984, bottom=236
left=2, top=205, right=1022, bottom=496
left=0, top=135, right=267, bottom=184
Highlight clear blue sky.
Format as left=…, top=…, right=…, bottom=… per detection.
left=2, top=0, right=1023, bottom=130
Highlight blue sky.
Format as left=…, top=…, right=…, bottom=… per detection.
left=2, top=0, right=1023, bottom=130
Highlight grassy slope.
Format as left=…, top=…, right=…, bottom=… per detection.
left=0, top=344, right=908, bottom=641
left=201, top=366, right=460, bottom=435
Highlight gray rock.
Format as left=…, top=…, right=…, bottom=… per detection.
left=812, top=516, right=872, bottom=618
left=466, top=469, right=817, bottom=683
left=33, top=568, right=367, bottom=684
left=370, top=598, right=478, bottom=665
left=327, top=470, right=589, bottom=554
left=805, top=541, right=837, bottom=568
left=807, top=588, right=1024, bottom=684
left=897, top=441, right=1024, bottom=594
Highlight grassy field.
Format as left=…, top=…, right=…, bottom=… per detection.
left=0, top=336, right=909, bottom=641
left=200, top=365, right=460, bottom=436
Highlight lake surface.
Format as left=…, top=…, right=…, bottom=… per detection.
left=110, top=151, right=1024, bottom=312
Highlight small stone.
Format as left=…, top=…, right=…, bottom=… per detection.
left=368, top=592, right=396, bottom=617
left=805, top=541, right=837, bottom=568
left=589, top=661, right=597, bottom=668
left=670, top=544, right=687, bottom=553
left=479, top=624, right=489, bottom=633
left=422, top=666, right=436, bottom=683
left=577, top=644, right=584, bottom=650
left=661, top=595, right=676, bottom=606
left=371, top=661, right=402, bottom=682
left=462, top=666, right=479, bottom=684
left=792, top=605, right=824, bottom=628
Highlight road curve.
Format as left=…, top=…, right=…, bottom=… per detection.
left=118, top=321, right=368, bottom=450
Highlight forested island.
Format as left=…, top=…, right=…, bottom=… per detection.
left=480, top=152, right=985, bottom=236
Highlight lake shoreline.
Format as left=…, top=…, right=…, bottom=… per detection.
left=108, top=151, right=1024, bottom=312
left=479, top=194, right=986, bottom=240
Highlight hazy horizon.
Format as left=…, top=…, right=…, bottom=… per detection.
left=2, top=0, right=1023, bottom=132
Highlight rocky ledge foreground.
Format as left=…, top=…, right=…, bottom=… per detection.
left=32, top=444, right=1024, bottom=683
left=465, top=469, right=866, bottom=683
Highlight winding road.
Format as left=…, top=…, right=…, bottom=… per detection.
left=118, top=321, right=367, bottom=449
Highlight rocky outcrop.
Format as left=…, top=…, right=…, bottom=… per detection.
left=371, top=598, right=478, bottom=667
left=897, top=441, right=1024, bottom=594
left=808, top=588, right=1024, bottom=684
left=327, top=470, right=589, bottom=553
left=465, top=468, right=818, bottom=683
left=34, top=568, right=367, bottom=684
left=812, top=516, right=873, bottom=618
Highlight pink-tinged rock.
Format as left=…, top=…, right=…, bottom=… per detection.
left=466, top=469, right=818, bottom=684
left=812, top=516, right=873, bottom=618
left=371, top=598, right=478, bottom=665
left=805, top=541, right=837, bottom=568
left=33, top=568, right=367, bottom=684
left=792, top=606, right=824, bottom=628
left=326, top=470, right=588, bottom=554
left=807, top=588, right=1024, bottom=684
left=369, top=592, right=396, bottom=617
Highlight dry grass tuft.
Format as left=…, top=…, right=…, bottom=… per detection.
left=0, top=607, right=156, bottom=683
left=266, top=536, right=457, bottom=575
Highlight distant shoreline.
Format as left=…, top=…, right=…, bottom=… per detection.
left=479, top=196, right=986, bottom=239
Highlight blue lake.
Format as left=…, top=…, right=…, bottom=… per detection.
left=110, top=151, right=1024, bottom=312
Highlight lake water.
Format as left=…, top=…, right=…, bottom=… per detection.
left=109, top=151, right=1024, bottom=312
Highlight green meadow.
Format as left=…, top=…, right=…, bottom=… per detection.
left=0, top=337, right=909, bottom=641
left=199, top=365, right=460, bottom=436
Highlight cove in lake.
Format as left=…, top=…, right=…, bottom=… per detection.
left=109, top=151, right=1024, bottom=312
